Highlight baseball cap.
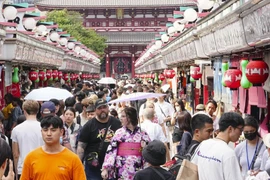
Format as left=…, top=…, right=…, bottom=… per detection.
left=95, top=99, right=107, bottom=109
left=41, top=101, right=56, bottom=114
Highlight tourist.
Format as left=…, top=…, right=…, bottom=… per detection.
left=0, top=138, right=14, bottom=180
left=77, top=99, right=121, bottom=180
left=192, top=112, right=244, bottom=180
left=101, top=107, right=151, bottom=180
left=20, top=115, right=86, bottom=180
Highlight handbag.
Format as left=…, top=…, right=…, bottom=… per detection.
left=86, top=118, right=111, bottom=167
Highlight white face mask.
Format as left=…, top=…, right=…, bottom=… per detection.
left=175, top=107, right=181, bottom=112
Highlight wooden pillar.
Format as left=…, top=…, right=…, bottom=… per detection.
left=131, top=54, right=135, bottom=78
left=106, top=54, right=110, bottom=77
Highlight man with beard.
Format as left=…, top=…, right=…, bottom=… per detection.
left=77, top=99, right=121, bottom=180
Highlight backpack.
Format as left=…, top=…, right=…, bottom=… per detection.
left=168, top=143, right=198, bottom=178
left=76, top=115, right=81, bottom=125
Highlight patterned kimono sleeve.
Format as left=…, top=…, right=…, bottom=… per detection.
left=102, top=130, right=120, bottom=170
left=140, top=130, right=151, bottom=166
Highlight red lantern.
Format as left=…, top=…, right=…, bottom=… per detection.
left=63, top=73, right=69, bottom=81
left=159, top=73, right=165, bottom=81
left=190, top=66, right=202, bottom=80
left=167, top=69, right=176, bottom=79
left=224, top=67, right=242, bottom=90
left=29, top=71, right=38, bottom=81
left=39, top=70, right=46, bottom=81
left=151, top=74, right=155, bottom=79
left=164, top=69, right=168, bottom=78
left=246, top=58, right=269, bottom=86
left=81, top=74, right=86, bottom=79
left=46, top=70, right=53, bottom=80
left=52, top=70, right=58, bottom=80
left=58, top=71, right=63, bottom=79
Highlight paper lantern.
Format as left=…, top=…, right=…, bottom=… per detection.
left=166, top=69, right=176, bottom=79
left=159, top=73, right=165, bottom=81
left=29, top=70, right=38, bottom=81
left=184, top=8, right=198, bottom=22
left=39, top=70, right=46, bottom=81
left=161, top=34, right=169, bottom=43
left=63, top=73, right=69, bottom=81
left=50, top=32, right=60, bottom=42
left=151, top=74, right=155, bottom=79
left=12, top=67, right=19, bottom=83
left=59, top=38, right=68, bottom=46
left=37, top=25, right=47, bottom=36
left=3, top=6, right=17, bottom=20
left=168, top=26, right=176, bottom=37
left=52, top=70, right=59, bottom=80
left=224, top=67, right=242, bottom=90
left=58, top=71, right=63, bottom=79
left=74, top=46, right=81, bottom=53
left=221, top=61, right=229, bottom=87
left=67, top=42, right=75, bottom=50
left=46, top=70, right=53, bottom=81
left=246, top=58, right=269, bottom=86
left=198, top=0, right=214, bottom=10
left=23, top=18, right=36, bottom=30
left=173, top=20, right=185, bottom=32
left=155, top=40, right=163, bottom=49
left=190, top=65, right=202, bottom=80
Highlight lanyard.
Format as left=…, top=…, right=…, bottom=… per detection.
left=246, top=140, right=259, bottom=170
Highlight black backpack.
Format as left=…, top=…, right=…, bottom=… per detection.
left=168, top=143, right=198, bottom=178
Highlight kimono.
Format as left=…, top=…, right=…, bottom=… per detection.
left=102, top=126, right=151, bottom=180
left=64, top=122, right=81, bottom=152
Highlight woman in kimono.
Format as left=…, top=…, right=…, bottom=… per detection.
left=101, top=107, right=151, bottom=180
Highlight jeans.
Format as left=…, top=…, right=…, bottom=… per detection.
left=84, top=161, right=102, bottom=180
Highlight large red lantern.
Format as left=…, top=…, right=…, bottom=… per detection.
left=190, top=65, right=202, bottom=80
left=167, top=69, right=176, bottom=79
left=63, top=73, right=69, bottom=81
left=150, top=74, right=155, bottom=79
left=58, top=71, right=63, bottom=79
left=29, top=70, right=38, bottom=81
left=246, top=58, right=269, bottom=86
left=52, top=70, right=59, bottom=80
left=39, top=70, right=46, bottom=81
left=224, top=67, right=242, bottom=90
left=159, top=73, right=165, bottom=81
left=46, top=70, right=53, bottom=81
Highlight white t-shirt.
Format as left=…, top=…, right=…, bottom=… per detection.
left=234, top=139, right=266, bottom=178
left=11, top=120, right=44, bottom=174
left=139, top=103, right=164, bottom=125
left=140, top=119, right=167, bottom=143
left=260, top=149, right=270, bottom=171
left=192, top=138, right=242, bottom=180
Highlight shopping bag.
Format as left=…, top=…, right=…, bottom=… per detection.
left=176, top=159, right=198, bottom=180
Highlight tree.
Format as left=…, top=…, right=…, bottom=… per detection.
left=46, top=9, right=107, bottom=60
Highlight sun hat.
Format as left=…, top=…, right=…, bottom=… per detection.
left=142, top=140, right=166, bottom=166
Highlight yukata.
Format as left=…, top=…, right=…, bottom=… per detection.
left=102, top=126, right=151, bottom=180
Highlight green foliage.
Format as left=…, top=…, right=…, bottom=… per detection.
left=46, top=9, right=107, bottom=59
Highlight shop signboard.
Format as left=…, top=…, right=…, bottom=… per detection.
left=243, top=3, right=270, bottom=46
left=200, top=33, right=218, bottom=56
left=214, top=20, right=247, bottom=53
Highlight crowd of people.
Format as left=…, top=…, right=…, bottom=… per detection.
left=0, top=79, right=269, bottom=180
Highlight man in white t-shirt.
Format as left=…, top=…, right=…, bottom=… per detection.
left=11, top=100, right=44, bottom=180
left=192, top=112, right=244, bottom=180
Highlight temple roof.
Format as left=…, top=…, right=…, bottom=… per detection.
left=36, top=0, right=193, bottom=8
left=99, top=32, right=155, bottom=45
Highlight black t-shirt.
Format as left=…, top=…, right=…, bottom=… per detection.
left=134, top=167, right=175, bottom=180
left=79, top=116, right=121, bottom=164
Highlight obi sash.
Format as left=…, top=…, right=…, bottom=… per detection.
left=117, top=142, right=142, bottom=156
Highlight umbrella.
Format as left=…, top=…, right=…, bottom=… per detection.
left=124, top=84, right=135, bottom=88
left=161, top=84, right=170, bottom=92
left=98, top=77, right=116, bottom=84
left=107, top=92, right=166, bottom=104
left=24, top=87, right=73, bottom=101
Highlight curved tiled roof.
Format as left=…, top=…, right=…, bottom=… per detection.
left=99, top=32, right=155, bottom=44
left=36, top=0, right=194, bottom=8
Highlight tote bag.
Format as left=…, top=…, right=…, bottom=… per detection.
left=176, top=159, right=198, bottom=180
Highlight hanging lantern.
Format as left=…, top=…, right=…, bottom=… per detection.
left=58, top=71, right=63, bottom=79
left=150, top=74, right=155, bottom=79
left=167, top=69, right=176, bottom=79
left=81, top=74, right=86, bottom=79
left=159, top=73, right=165, bottom=81
left=224, top=67, right=242, bottom=90
left=246, top=58, right=269, bottom=86
left=46, top=70, right=53, bottom=81
left=240, top=59, right=252, bottom=89
left=190, top=65, right=202, bottom=80
left=29, top=70, right=38, bottom=81
left=52, top=70, right=59, bottom=80
left=63, top=73, right=69, bottom=81
left=39, top=70, right=46, bottom=81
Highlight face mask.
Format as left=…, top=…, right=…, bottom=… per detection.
left=244, top=132, right=257, bottom=141
left=59, top=137, right=63, bottom=145
left=176, top=107, right=181, bottom=112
